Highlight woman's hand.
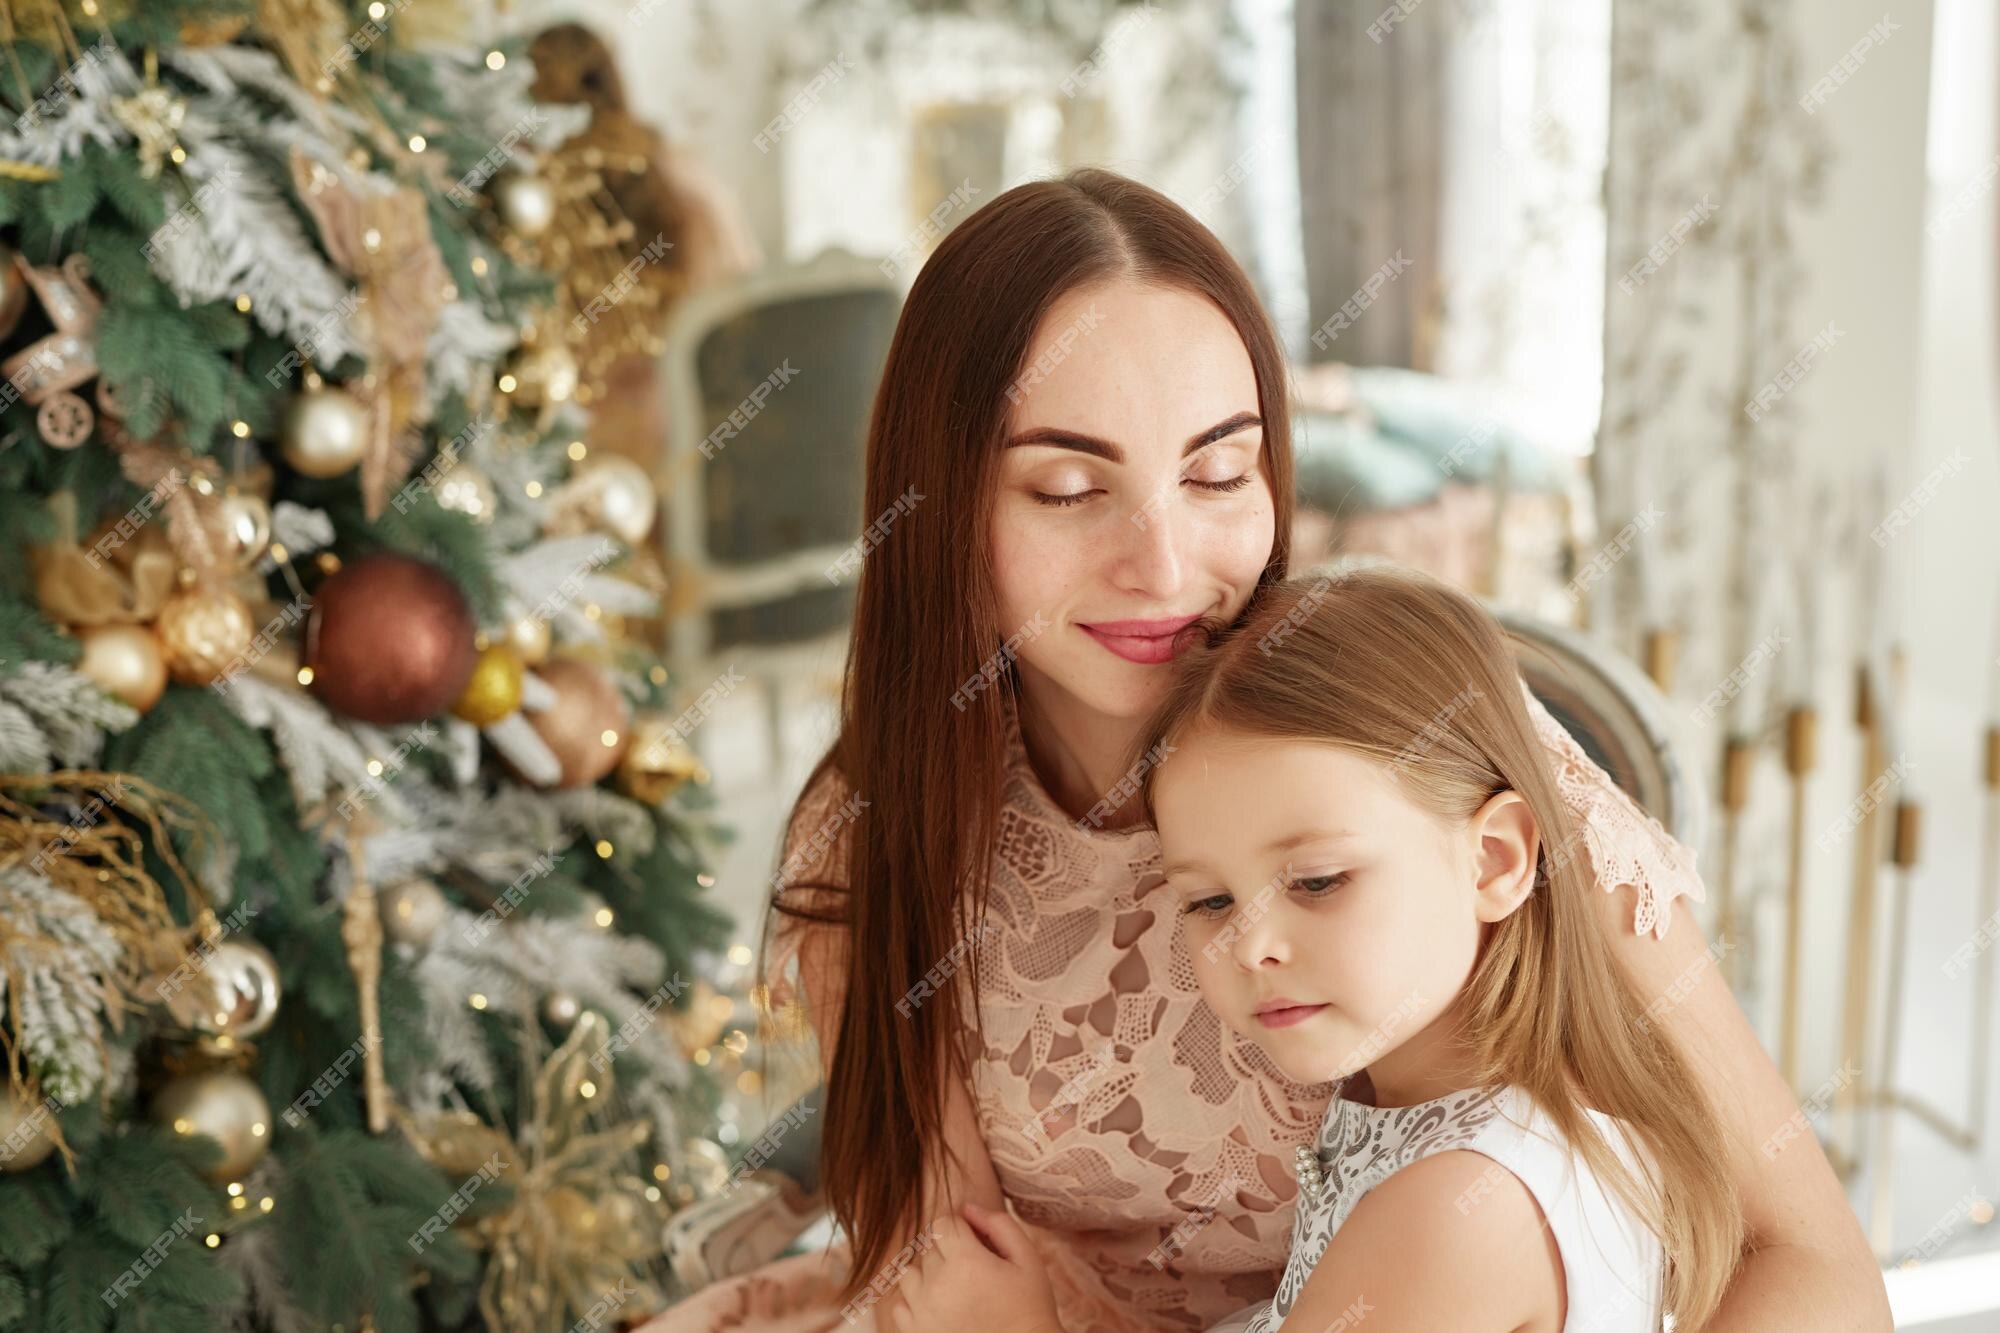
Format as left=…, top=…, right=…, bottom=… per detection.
left=886, top=1202, right=1064, bottom=1333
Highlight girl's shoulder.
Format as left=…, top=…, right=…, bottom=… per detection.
left=1365, top=1086, right=1664, bottom=1331
left=1231, top=1085, right=1662, bottom=1333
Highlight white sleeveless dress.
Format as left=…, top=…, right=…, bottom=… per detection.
left=1213, top=1081, right=1663, bottom=1332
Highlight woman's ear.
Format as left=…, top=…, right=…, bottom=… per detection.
left=1467, top=789, right=1539, bottom=924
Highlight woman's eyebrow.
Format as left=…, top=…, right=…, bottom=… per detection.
left=1002, top=411, right=1262, bottom=463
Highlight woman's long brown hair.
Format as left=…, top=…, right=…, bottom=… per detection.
left=1133, top=568, right=1744, bottom=1329
left=774, top=168, right=1297, bottom=1299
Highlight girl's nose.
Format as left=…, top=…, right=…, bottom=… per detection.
left=1230, top=906, right=1289, bottom=971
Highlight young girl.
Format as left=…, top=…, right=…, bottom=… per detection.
left=887, top=567, right=1744, bottom=1332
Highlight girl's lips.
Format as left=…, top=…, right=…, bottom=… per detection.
left=1254, top=1003, right=1330, bottom=1030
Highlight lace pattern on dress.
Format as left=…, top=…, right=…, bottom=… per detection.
left=1516, top=680, right=1704, bottom=940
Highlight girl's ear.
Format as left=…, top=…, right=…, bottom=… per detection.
left=1466, top=789, right=1539, bottom=924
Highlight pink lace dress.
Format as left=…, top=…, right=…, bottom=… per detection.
left=641, top=680, right=1703, bottom=1332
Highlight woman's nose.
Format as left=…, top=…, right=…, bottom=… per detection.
left=1114, top=480, right=1189, bottom=598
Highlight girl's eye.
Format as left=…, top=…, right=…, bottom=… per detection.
left=1031, top=488, right=1101, bottom=507
left=1292, top=873, right=1349, bottom=897
left=1181, top=893, right=1233, bottom=918
left=1187, top=474, right=1253, bottom=494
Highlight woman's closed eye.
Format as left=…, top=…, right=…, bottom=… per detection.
left=1032, top=473, right=1255, bottom=508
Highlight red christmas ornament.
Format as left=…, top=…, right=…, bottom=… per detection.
left=304, top=553, right=478, bottom=724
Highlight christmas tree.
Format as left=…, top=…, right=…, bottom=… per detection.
left=0, top=3, right=746, bottom=1328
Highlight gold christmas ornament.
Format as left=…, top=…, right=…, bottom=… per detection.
left=379, top=878, right=447, bottom=947
left=281, top=384, right=371, bottom=478
left=338, top=829, right=393, bottom=1134
left=152, top=1067, right=273, bottom=1180
left=76, top=622, right=168, bottom=712
left=583, top=456, right=656, bottom=546
left=494, top=171, right=558, bottom=237
left=542, top=991, right=581, bottom=1027
left=217, top=490, right=274, bottom=568
left=451, top=644, right=525, bottom=725
left=157, top=937, right=282, bottom=1043
left=155, top=586, right=256, bottom=685
left=545, top=455, right=657, bottom=546
left=433, top=461, right=498, bottom=524
left=501, top=341, right=579, bottom=412
left=0, top=1086, right=58, bottom=1172
left=616, top=716, right=707, bottom=805
left=503, top=612, right=552, bottom=666
left=517, top=659, right=630, bottom=789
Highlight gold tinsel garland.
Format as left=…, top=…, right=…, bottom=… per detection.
left=0, top=770, right=221, bottom=1166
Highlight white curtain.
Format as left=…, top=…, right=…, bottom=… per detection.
left=1293, top=0, right=1609, bottom=454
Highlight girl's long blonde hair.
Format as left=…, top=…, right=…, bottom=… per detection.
left=1136, top=566, right=1743, bottom=1329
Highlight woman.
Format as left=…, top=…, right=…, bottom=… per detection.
left=644, top=169, right=1886, bottom=1331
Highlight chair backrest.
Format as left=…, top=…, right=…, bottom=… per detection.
left=657, top=249, right=902, bottom=672
left=1494, top=607, right=1706, bottom=853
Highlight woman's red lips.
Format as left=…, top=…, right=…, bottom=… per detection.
left=1079, top=614, right=1201, bottom=637
left=1077, top=614, right=1201, bottom=665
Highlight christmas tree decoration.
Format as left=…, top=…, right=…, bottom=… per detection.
left=178, top=938, right=283, bottom=1044
left=518, top=658, right=630, bottom=788
left=458, top=1011, right=669, bottom=1331
left=677, top=1135, right=732, bottom=1201
left=108, top=60, right=190, bottom=179
left=155, top=585, right=257, bottom=685
left=280, top=383, right=371, bottom=478
left=152, top=1065, right=274, bottom=1180
left=289, top=146, right=452, bottom=517
left=75, top=622, right=169, bottom=712
left=499, top=335, right=580, bottom=420
left=0, top=12, right=733, bottom=1326
left=504, top=609, right=554, bottom=665
left=0, top=1086, right=58, bottom=1172
left=404, top=1107, right=524, bottom=1183
left=340, top=834, right=394, bottom=1135
left=0, top=252, right=104, bottom=448
left=379, top=877, right=448, bottom=947
left=545, top=453, right=658, bottom=545
left=30, top=493, right=177, bottom=628
left=0, top=243, right=28, bottom=339
left=617, top=715, right=709, bottom=804
left=519, top=25, right=703, bottom=409
left=452, top=643, right=526, bottom=725
left=433, top=459, right=499, bottom=524
left=304, top=552, right=479, bottom=724
left=494, top=169, right=558, bottom=237
left=542, top=990, right=582, bottom=1027
left=216, top=489, right=275, bottom=568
